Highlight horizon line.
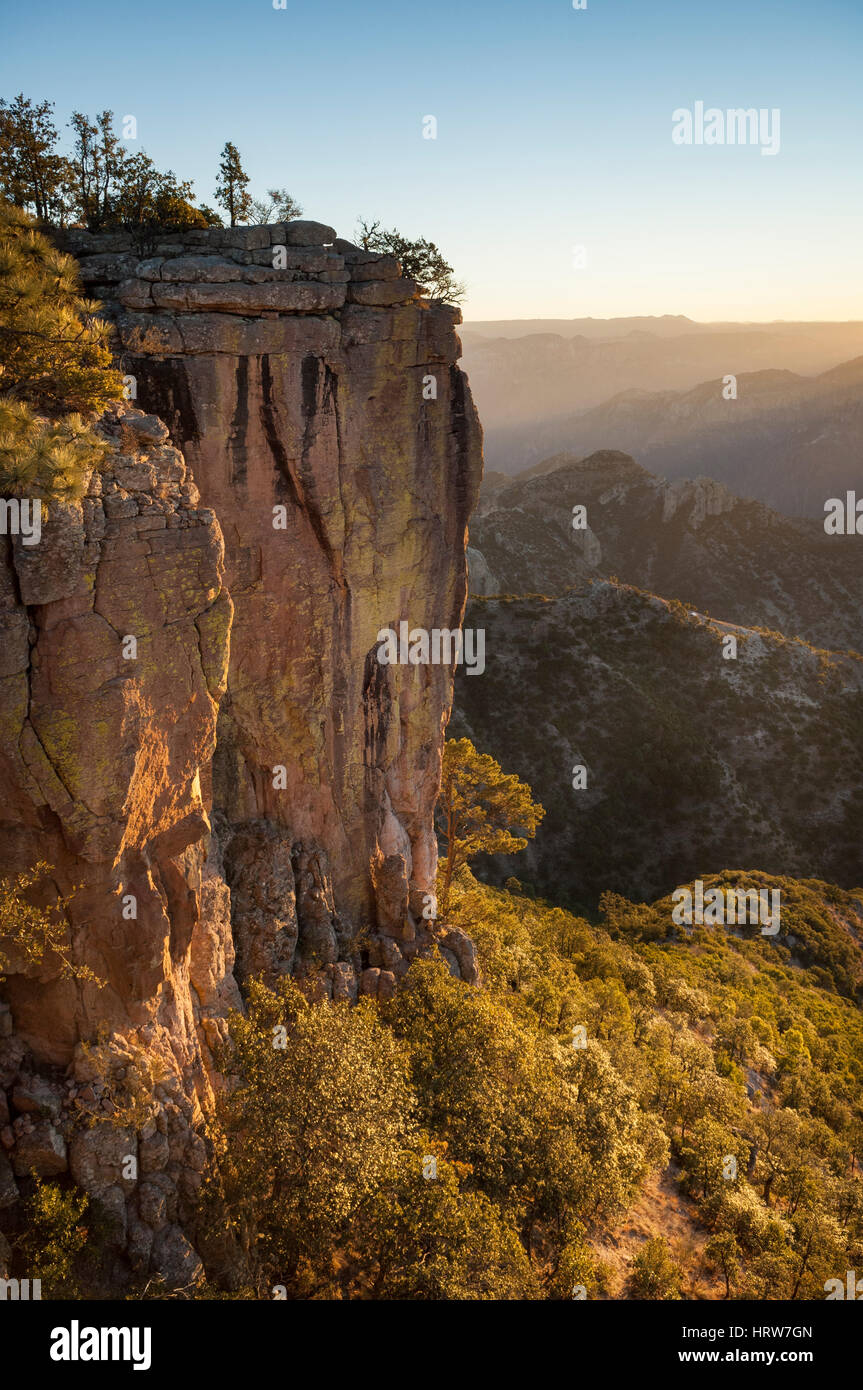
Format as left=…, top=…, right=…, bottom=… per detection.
left=461, top=315, right=863, bottom=326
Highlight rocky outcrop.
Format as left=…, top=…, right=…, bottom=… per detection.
left=469, top=450, right=863, bottom=653
left=0, top=405, right=233, bottom=1065
left=0, top=219, right=483, bottom=1284
left=67, top=219, right=482, bottom=986
left=0, top=404, right=234, bottom=1283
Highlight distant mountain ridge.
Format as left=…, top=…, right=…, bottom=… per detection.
left=481, top=358, right=863, bottom=517
left=469, top=449, right=863, bottom=655
left=460, top=323, right=863, bottom=497
left=463, top=316, right=863, bottom=342
left=464, top=314, right=700, bottom=339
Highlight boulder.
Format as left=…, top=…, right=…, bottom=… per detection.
left=150, top=1224, right=204, bottom=1287
left=11, top=1116, right=67, bottom=1176
left=11, top=1076, right=63, bottom=1120
left=282, top=219, right=337, bottom=245
left=138, top=1181, right=167, bottom=1229
left=0, top=1151, right=19, bottom=1209
left=69, top=1124, right=137, bottom=1195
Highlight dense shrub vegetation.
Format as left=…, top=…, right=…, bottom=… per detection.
left=9, top=817, right=863, bottom=1299
left=0, top=199, right=121, bottom=500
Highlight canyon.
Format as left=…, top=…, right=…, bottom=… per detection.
left=452, top=582, right=863, bottom=908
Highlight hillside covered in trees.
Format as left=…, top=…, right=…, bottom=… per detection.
left=5, top=860, right=862, bottom=1301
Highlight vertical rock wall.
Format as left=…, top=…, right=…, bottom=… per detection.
left=72, top=219, right=483, bottom=997
left=0, top=220, right=483, bottom=1284
left=0, top=407, right=239, bottom=1283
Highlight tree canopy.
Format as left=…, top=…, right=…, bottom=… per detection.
left=0, top=200, right=121, bottom=498
left=435, top=737, right=544, bottom=912
left=357, top=219, right=466, bottom=303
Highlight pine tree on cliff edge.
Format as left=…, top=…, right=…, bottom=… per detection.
left=215, top=141, right=252, bottom=227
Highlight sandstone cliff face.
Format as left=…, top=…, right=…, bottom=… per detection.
left=0, top=220, right=483, bottom=1283
left=74, top=219, right=483, bottom=992
left=0, top=405, right=237, bottom=1281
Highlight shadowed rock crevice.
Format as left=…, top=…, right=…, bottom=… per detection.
left=260, top=352, right=300, bottom=508
left=129, top=356, right=200, bottom=452
left=228, top=356, right=250, bottom=489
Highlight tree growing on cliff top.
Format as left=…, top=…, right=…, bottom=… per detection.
left=69, top=111, right=211, bottom=247
left=68, top=109, right=124, bottom=231
left=0, top=94, right=68, bottom=225
left=215, top=141, right=252, bottom=226
left=248, top=186, right=302, bottom=226
left=435, top=738, right=544, bottom=913
left=356, top=219, right=466, bottom=304
left=112, top=150, right=212, bottom=251
left=1, top=93, right=220, bottom=234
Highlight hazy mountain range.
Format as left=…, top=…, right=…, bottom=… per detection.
left=461, top=319, right=863, bottom=516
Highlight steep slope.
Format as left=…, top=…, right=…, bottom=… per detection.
left=429, top=869, right=863, bottom=1301
left=450, top=583, right=863, bottom=908
left=468, top=449, right=863, bottom=654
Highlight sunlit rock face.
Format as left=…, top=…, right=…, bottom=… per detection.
left=0, top=221, right=482, bottom=1282
left=0, top=404, right=234, bottom=1071
left=0, top=405, right=237, bottom=1284
left=69, top=220, right=482, bottom=993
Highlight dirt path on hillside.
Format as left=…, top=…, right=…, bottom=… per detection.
left=589, top=1163, right=726, bottom=1300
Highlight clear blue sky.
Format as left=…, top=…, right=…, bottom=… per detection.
left=4, top=0, right=862, bottom=319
